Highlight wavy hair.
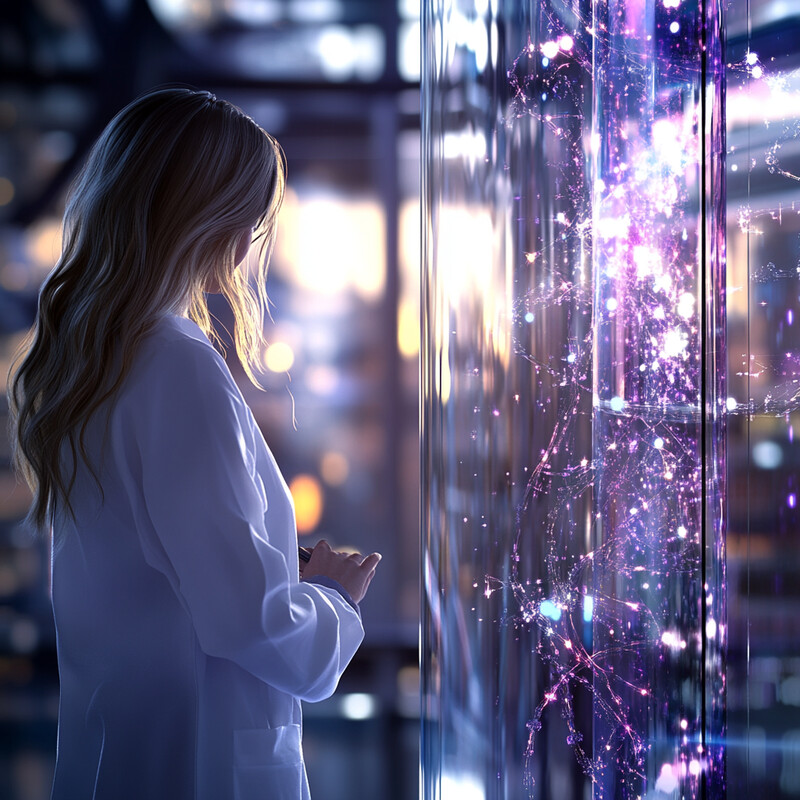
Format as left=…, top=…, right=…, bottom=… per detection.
left=8, top=87, right=285, bottom=529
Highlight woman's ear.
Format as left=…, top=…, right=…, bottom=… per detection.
left=234, top=229, right=253, bottom=266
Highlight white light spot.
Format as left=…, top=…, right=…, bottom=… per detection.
left=669, top=21, right=680, bottom=33
left=609, top=396, right=624, bottom=412
left=656, top=763, right=679, bottom=793
left=677, top=292, right=695, bottom=319
left=606, top=297, right=618, bottom=311
left=726, top=396, right=738, bottom=411
left=662, top=328, right=688, bottom=358
left=340, top=693, right=378, bottom=720
left=541, top=40, right=559, bottom=59
left=654, top=437, right=664, bottom=450
left=558, top=34, right=574, bottom=51
left=677, top=525, right=687, bottom=538
left=752, top=440, right=783, bottom=469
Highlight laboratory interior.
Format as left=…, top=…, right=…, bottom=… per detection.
left=1, top=1, right=800, bottom=799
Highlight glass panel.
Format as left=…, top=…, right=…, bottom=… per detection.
left=422, top=1, right=725, bottom=798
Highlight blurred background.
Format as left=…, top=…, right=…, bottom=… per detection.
left=726, top=1, right=800, bottom=794
left=0, top=1, right=420, bottom=798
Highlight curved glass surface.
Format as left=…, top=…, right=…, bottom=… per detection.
left=422, top=1, right=726, bottom=798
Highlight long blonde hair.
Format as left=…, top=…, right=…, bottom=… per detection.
left=8, top=87, right=285, bottom=529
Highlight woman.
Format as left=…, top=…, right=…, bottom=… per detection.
left=8, top=87, right=380, bottom=800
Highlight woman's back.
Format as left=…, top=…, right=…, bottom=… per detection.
left=50, top=315, right=364, bottom=800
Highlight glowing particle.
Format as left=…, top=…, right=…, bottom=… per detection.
left=726, top=397, right=738, bottom=411
left=541, top=57, right=549, bottom=68
left=681, top=719, right=688, bottom=730
left=706, top=619, right=717, bottom=639
left=580, top=458, right=588, bottom=467
left=677, top=525, right=687, bottom=538
left=746, top=51, right=758, bottom=65
left=654, top=437, right=664, bottom=450
left=539, top=600, right=562, bottom=621
left=662, top=328, right=688, bottom=358
left=582, top=595, right=594, bottom=622
left=564, top=639, right=572, bottom=649
left=669, top=21, right=679, bottom=33
left=556, top=211, right=567, bottom=224
left=789, top=493, right=797, bottom=509
left=788, top=309, right=794, bottom=325
left=656, top=763, right=679, bottom=794
left=663, top=0, right=681, bottom=7
left=688, top=760, right=702, bottom=777
left=609, top=396, right=624, bottom=412
left=541, top=40, right=559, bottom=59
left=629, top=507, right=638, bottom=516
left=524, top=312, right=534, bottom=323
left=752, top=66, right=763, bottom=79
left=567, top=353, right=576, bottom=363
left=661, top=631, right=679, bottom=648
left=558, top=35, right=574, bottom=51
left=677, top=292, right=695, bottom=319
left=606, top=297, right=618, bottom=311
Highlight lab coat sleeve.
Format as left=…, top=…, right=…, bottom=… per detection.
left=121, top=335, right=364, bottom=702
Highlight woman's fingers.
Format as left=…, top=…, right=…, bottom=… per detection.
left=361, top=552, right=382, bottom=573
left=301, top=542, right=382, bottom=605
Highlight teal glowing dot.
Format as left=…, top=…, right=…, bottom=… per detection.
left=654, top=437, right=664, bottom=449
left=583, top=595, right=594, bottom=622
left=525, top=312, right=534, bottom=323
left=610, top=396, right=624, bottom=412
left=539, top=600, right=562, bottom=621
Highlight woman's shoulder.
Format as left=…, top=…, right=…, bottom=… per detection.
left=124, top=315, right=236, bottom=398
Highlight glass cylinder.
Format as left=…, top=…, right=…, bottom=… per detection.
left=422, top=0, right=725, bottom=799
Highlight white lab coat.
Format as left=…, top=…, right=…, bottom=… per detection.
left=49, top=315, right=364, bottom=800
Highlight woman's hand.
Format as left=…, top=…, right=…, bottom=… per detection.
left=300, top=539, right=381, bottom=605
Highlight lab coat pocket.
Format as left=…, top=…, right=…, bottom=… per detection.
left=233, top=725, right=307, bottom=800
